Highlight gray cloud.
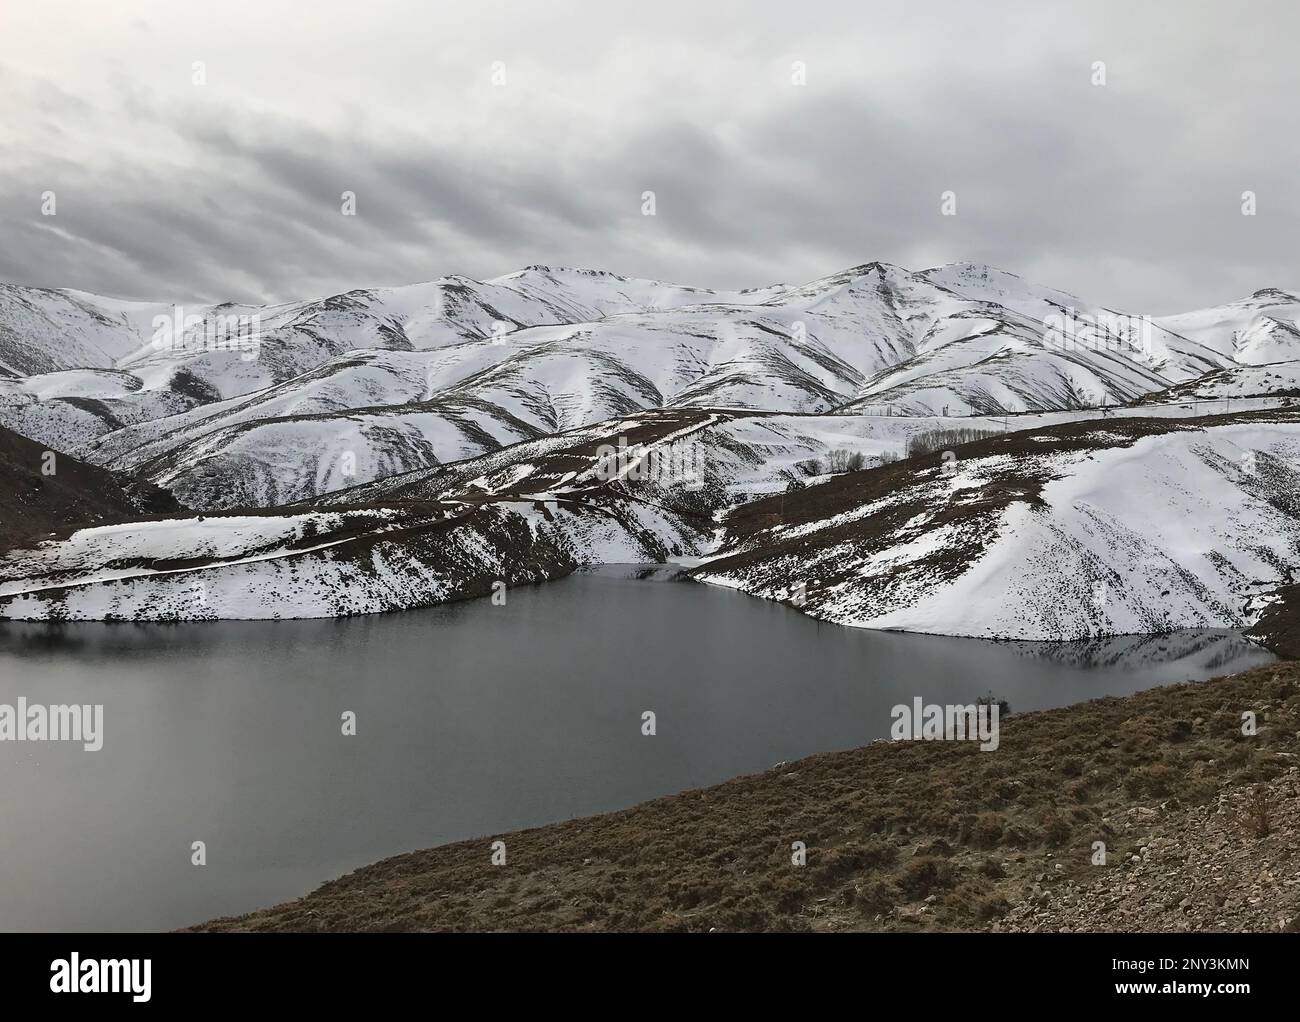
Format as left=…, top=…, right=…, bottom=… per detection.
left=0, top=0, right=1296, bottom=313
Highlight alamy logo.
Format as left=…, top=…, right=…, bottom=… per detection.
left=50, top=954, right=151, bottom=1002
left=151, top=306, right=261, bottom=361
left=0, top=698, right=103, bottom=751
left=890, top=697, right=1000, bottom=751
left=593, top=437, right=705, bottom=489
left=1042, top=307, right=1154, bottom=357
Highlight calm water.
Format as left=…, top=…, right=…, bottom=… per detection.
left=0, top=566, right=1274, bottom=931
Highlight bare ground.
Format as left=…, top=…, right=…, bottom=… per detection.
left=0, top=424, right=181, bottom=554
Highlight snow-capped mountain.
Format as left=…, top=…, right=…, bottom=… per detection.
left=1156, top=288, right=1300, bottom=365
left=4, top=260, right=1296, bottom=512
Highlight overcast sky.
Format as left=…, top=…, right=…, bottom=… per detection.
left=1, top=0, right=1296, bottom=312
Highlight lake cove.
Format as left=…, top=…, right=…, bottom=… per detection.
left=0, top=565, right=1274, bottom=930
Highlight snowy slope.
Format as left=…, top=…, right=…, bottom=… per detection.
left=694, top=409, right=1300, bottom=640
left=842, top=312, right=1173, bottom=416
left=328, top=401, right=1289, bottom=519
left=1155, top=289, right=1300, bottom=365
left=1139, top=362, right=1300, bottom=405
left=0, top=285, right=165, bottom=376
left=920, top=263, right=1229, bottom=380
left=0, top=477, right=708, bottom=622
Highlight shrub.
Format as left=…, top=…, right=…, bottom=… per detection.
left=850, top=878, right=898, bottom=914
left=945, top=880, right=1010, bottom=920
left=971, top=891, right=1011, bottom=921
left=1037, top=809, right=1073, bottom=847
left=898, top=856, right=955, bottom=897
left=1124, top=762, right=1175, bottom=797
left=967, top=812, right=1007, bottom=849
left=977, top=692, right=1012, bottom=718
left=812, top=839, right=898, bottom=881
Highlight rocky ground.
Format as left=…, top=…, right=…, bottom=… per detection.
left=998, top=772, right=1300, bottom=932
left=196, top=660, right=1300, bottom=933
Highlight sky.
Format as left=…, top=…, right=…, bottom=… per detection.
left=1, top=0, right=1296, bottom=312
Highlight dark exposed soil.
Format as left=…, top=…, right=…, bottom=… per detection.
left=709, top=408, right=1298, bottom=552
left=0, top=424, right=183, bottom=553
left=194, top=660, right=1300, bottom=933
left=1247, top=584, right=1300, bottom=659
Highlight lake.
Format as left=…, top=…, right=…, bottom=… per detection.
left=0, top=565, right=1275, bottom=931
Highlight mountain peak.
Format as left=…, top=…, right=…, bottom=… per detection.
left=517, top=265, right=629, bottom=281
left=1248, top=287, right=1300, bottom=304
left=921, top=261, right=1025, bottom=282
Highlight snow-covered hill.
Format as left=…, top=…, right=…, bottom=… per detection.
left=1156, top=289, right=1300, bottom=365
left=0, top=427, right=711, bottom=621
left=693, top=408, right=1300, bottom=640
left=1139, top=362, right=1300, bottom=405
left=8, top=404, right=1299, bottom=637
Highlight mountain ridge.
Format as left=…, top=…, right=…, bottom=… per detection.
left=5, top=259, right=1295, bottom=511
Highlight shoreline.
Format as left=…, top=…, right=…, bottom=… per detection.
left=6, top=555, right=1292, bottom=662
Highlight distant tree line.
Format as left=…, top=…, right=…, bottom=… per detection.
left=905, top=427, right=1003, bottom=459
left=788, top=429, right=1004, bottom=488
left=795, top=448, right=867, bottom=477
